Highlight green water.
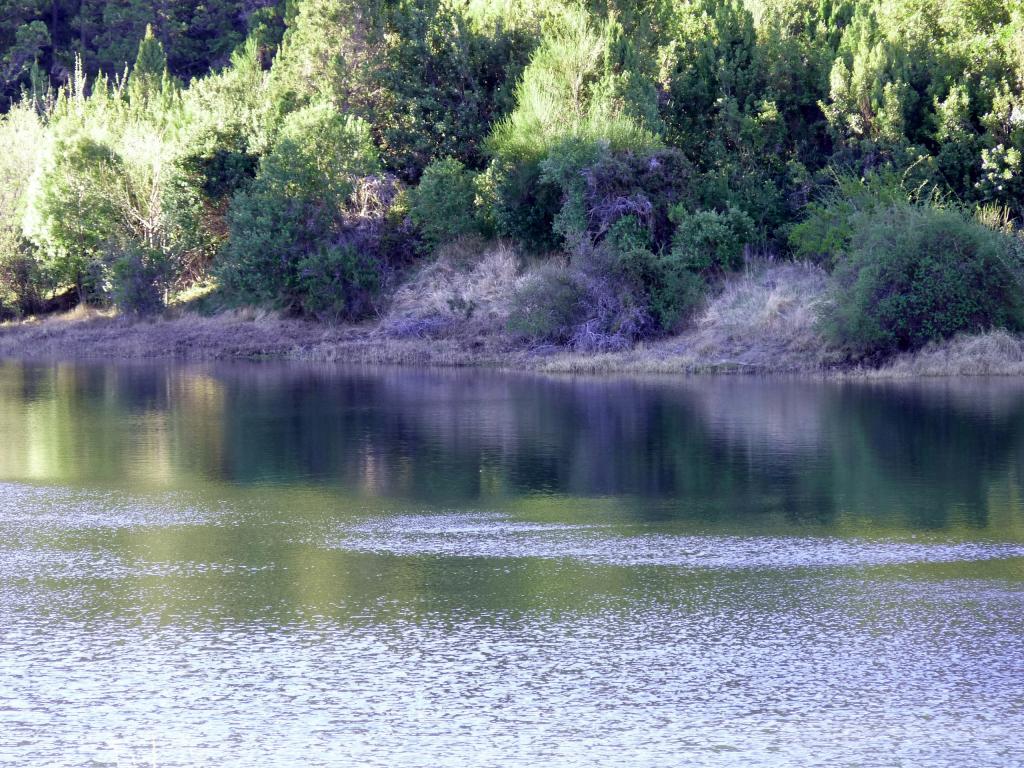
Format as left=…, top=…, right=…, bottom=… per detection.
left=1, top=362, right=1022, bottom=766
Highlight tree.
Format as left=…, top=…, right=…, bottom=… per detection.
left=27, top=133, right=124, bottom=299
left=0, top=102, right=46, bottom=315
left=485, top=4, right=660, bottom=250
left=218, top=102, right=383, bottom=315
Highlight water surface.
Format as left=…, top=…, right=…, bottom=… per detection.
left=0, top=362, right=1022, bottom=766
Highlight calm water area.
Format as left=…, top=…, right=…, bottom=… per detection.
left=0, top=361, right=1022, bottom=766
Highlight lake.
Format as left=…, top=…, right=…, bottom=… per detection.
left=0, top=361, right=1022, bottom=767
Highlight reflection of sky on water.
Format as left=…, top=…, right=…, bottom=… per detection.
left=3, top=571, right=1022, bottom=767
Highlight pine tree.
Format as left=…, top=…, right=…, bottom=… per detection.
left=127, top=23, right=168, bottom=105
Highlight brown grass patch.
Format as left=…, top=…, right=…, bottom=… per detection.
left=4, top=255, right=1024, bottom=378
left=535, top=260, right=836, bottom=374
left=854, top=330, right=1024, bottom=378
left=383, top=240, right=521, bottom=338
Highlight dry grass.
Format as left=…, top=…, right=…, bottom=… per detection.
left=699, top=261, right=826, bottom=339
left=683, top=260, right=833, bottom=368
left=0, top=305, right=516, bottom=367
left=4, top=255, right=1024, bottom=378
left=0, top=303, right=115, bottom=328
left=0, top=306, right=345, bottom=361
left=536, top=260, right=837, bottom=374
left=383, top=240, right=521, bottom=338
left=855, top=330, right=1024, bottom=378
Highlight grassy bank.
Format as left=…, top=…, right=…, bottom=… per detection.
left=4, top=258, right=1024, bottom=378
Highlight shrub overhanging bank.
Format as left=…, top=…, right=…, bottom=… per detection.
left=0, top=0, right=1023, bottom=369
left=8, top=258, right=1024, bottom=378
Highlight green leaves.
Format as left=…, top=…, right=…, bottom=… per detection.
left=488, top=5, right=658, bottom=163
left=268, top=0, right=531, bottom=181
left=825, top=202, right=1024, bottom=357
left=408, top=158, right=487, bottom=248
left=218, top=102, right=387, bottom=317
left=29, top=134, right=125, bottom=291
left=1, top=20, right=48, bottom=96
left=669, top=206, right=754, bottom=275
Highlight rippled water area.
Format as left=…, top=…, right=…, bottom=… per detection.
left=1, top=361, right=1022, bottom=767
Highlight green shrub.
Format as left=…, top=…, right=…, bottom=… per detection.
left=184, top=140, right=260, bottom=202
left=218, top=103, right=381, bottom=312
left=646, top=255, right=708, bottom=331
left=601, top=216, right=706, bottom=332
left=0, top=249, right=46, bottom=319
left=583, top=203, right=751, bottom=335
left=267, top=0, right=532, bottom=181
left=508, top=264, right=588, bottom=343
left=540, top=138, right=606, bottom=252
left=582, top=148, right=695, bottom=251
left=27, top=134, right=124, bottom=299
left=668, top=206, right=754, bottom=274
left=486, top=6, right=658, bottom=163
left=21, top=48, right=201, bottom=313
left=0, top=104, right=47, bottom=316
left=359, top=4, right=533, bottom=179
left=826, top=202, right=1024, bottom=357
left=270, top=103, right=380, bottom=198
left=111, top=247, right=172, bottom=317
left=408, top=158, right=485, bottom=248
left=788, top=172, right=910, bottom=267
left=486, top=6, right=660, bottom=253
left=489, top=157, right=564, bottom=253
left=500, top=142, right=696, bottom=258
left=605, top=216, right=654, bottom=269
left=294, top=244, right=381, bottom=320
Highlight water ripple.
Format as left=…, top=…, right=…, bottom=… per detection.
left=0, top=482, right=213, bottom=531
left=329, top=512, right=1024, bottom=569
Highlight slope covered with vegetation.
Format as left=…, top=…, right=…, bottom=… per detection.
left=1, top=0, right=1023, bottom=365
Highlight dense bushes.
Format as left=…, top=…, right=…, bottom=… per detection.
left=669, top=206, right=754, bottom=275
left=512, top=250, right=655, bottom=351
left=292, top=244, right=381, bottom=321
left=29, top=134, right=125, bottom=299
left=826, top=203, right=1024, bottom=357
left=0, top=103, right=46, bottom=316
left=217, top=104, right=389, bottom=318
left=268, top=0, right=533, bottom=180
left=502, top=140, right=755, bottom=341
left=408, top=158, right=486, bottom=248
left=485, top=6, right=660, bottom=253
left=111, top=247, right=173, bottom=316
left=788, top=172, right=910, bottom=267
left=508, top=264, right=588, bottom=345
left=0, top=0, right=283, bottom=111
left=0, top=0, right=1023, bottom=364
left=18, top=37, right=205, bottom=313
left=579, top=149, right=695, bottom=250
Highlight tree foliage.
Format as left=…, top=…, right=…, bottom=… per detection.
left=0, top=0, right=1021, bottom=354
left=826, top=202, right=1024, bottom=356
left=218, top=102, right=383, bottom=316
left=408, top=158, right=487, bottom=248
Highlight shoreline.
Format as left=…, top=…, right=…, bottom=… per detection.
left=4, top=307, right=1024, bottom=379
